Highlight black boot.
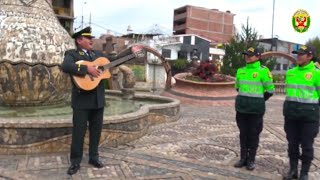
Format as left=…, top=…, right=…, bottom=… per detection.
left=246, top=149, right=256, bottom=171
left=234, top=149, right=247, bottom=168
left=299, top=161, right=311, bottom=180
left=283, top=159, right=298, bottom=180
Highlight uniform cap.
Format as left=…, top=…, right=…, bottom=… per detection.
left=72, top=26, right=95, bottom=39
left=242, top=47, right=262, bottom=56
left=292, top=45, right=316, bottom=56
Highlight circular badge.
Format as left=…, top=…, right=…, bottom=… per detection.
left=292, top=9, right=311, bottom=33
left=305, top=72, right=312, bottom=80
left=252, top=72, right=258, bottom=78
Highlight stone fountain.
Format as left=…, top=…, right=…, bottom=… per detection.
left=0, top=0, right=180, bottom=155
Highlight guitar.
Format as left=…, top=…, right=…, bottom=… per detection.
left=72, top=46, right=144, bottom=91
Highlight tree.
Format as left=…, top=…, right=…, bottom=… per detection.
left=306, top=36, right=320, bottom=60
left=221, top=18, right=276, bottom=76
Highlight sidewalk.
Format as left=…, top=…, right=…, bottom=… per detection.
left=0, top=96, right=319, bottom=180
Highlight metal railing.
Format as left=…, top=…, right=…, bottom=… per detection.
left=274, top=83, right=285, bottom=95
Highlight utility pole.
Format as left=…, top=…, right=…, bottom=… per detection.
left=81, top=1, right=87, bottom=29
left=271, top=0, right=275, bottom=39
left=271, top=0, right=275, bottom=51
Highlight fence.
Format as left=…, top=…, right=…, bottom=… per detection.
left=274, top=83, right=285, bottom=95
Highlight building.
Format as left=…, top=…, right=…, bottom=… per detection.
left=50, top=0, right=74, bottom=34
left=160, top=34, right=211, bottom=61
left=258, top=38, right=302, bottom=74
left=173, top=5, right=235, bottom=44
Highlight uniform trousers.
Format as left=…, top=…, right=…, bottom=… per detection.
left=236, top=111, right=263, bottom=160
left=284, top=116, right=319, bottom=162
left=70, top=108, right=104, bottom=164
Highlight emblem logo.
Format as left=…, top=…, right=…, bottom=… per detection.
left=300, top=45, right=308, bottom=50
left=292, top=9, right=311, bottom=33
left=79, top=51, right=85, bottom=56
left=305, top=72, right=312, bottom=80
left=248, top=47, right=255, bottom=52
left=252, top=72, right=258, bottom=78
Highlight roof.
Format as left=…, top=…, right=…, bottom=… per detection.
left=121, top=33, right=161, bottom=38
left=209, top=48, right=225, bottom=55
left=258, top=38, right=302, bottom=46
left=172, top=34, right=211, bottom=42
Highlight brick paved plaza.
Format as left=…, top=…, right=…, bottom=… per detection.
left=0, top=95, right=319, bottom=180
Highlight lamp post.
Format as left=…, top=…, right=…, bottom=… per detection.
left=151, top=59, right=158, bottom=93
left=81, top=1, right=87, bottom=29
left=271, top=0, right=275, bottom=39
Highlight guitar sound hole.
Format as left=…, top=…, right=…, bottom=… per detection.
left=98, top=67, right=105, bottom=71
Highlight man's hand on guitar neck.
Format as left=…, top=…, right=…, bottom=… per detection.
left=87, top=65, right=101, bottom=77
left=131, top=45, right=144, bottom=54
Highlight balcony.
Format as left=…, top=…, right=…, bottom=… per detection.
left=173, top=24, right=186, bottom=31
left=53, top=6, right=72, bottom=18
left=174, top=12, right=187, bottom=21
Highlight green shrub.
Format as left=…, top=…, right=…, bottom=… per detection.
left=128, top=64, right=146, bottom=81
left=273, top=74, right=285, bottom=83
left=168, top=59, right=189, bottom=75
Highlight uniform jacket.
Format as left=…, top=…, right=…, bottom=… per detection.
left=283, top=61, right=320, bottom=121
left=235, top=61, right=275, bottom=114
left=61, top=48, right=113, bottom=110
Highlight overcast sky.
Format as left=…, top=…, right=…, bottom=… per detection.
left=73, top=0, right=319, bottom=44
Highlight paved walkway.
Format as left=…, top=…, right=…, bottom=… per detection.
left=1, top=95, right=320, bottom=180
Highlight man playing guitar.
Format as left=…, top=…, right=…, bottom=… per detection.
left=62, top=26, right=142, bottom=175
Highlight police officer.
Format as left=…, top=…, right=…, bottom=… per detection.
left=62, top=27, right=141, bottom=175
left=62, top=26, right=107, bottom=175
left=234, top=47, right=275, bottom=170
left=283, top=45, right=319, bottom=180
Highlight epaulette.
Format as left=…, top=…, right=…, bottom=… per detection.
left=260, top=65, right=267, bottom=69
left=64, top=49, right=77, bottom=56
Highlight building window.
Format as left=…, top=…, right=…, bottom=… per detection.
left=178, top=51, right=188, bottom=59
left=162, top=49, right=171, bottom=58
left=276, top=63, right=281, bottom=70
left=282, top=64, right=288, bottom=70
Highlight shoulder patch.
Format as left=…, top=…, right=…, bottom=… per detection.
left=260, top=65, right=267, bottom=70
left=64, top=49, right=76, bottom=56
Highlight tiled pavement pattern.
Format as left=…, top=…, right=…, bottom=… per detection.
left=0, top=95, right=320, bottom=180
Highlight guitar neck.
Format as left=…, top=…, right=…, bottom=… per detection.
left=103, top=54, right=136, bottom=69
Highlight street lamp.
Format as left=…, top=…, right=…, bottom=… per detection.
left=151, top=59, right=158, bottom=93
left=81, top=1, right=87, bottom=29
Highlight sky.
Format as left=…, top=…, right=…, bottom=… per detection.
left=73, top=0, right=320, bottom=44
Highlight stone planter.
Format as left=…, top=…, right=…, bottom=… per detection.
left=171, top=72, right=237, bottom=100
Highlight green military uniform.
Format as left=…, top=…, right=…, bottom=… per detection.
left=62, top=48, right=108, bottom=165
left=283, top=45, right=320, bottom=180
left=61, top=27, right=115, bottom=167
left=234, top=47, right=275, bottom=170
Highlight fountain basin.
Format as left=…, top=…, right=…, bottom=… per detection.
left=0, top=90, right=180, bottom=154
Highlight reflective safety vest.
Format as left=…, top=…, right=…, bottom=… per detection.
left=285, top=61, right=320, bottom=104
left=235, top=61, right=275, bottom=114
left=283, top=61, right=320, bottom=121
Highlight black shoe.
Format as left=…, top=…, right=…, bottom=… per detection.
left=88, top=159, right=104, bottom=168
left=246, top=161, right=255, bottom=171
left=283, top=169, right=298, bottom=180
left=234, top=159, right=247, bottom=168
left=299, top=174, right=308, bottom=180
left=67, top=164, right=80, bottom=175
